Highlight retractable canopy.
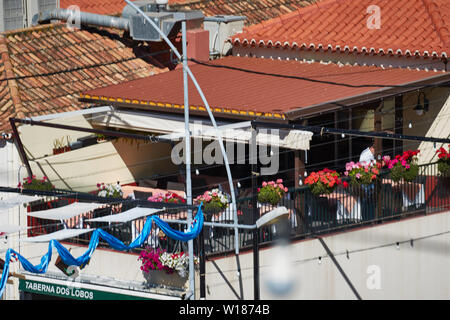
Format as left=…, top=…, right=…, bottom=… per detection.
left=0, top=225, right=27, bottom=235
left=85, top=207, right=163, bottom=223
left=27, top=202, right=105, bottom=220
left=0, top=193, right=42, bottom=205
left=21, top=229, right=93, bottom=243
left=91, top=109, right=313, bottom=150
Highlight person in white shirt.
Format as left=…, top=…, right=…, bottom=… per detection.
left=359, top=143, right=375, bottom=165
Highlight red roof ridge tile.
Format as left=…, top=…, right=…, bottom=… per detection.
left=233, top=0, right=450, bottom=58
left=2, top=23, right=63, bottom=37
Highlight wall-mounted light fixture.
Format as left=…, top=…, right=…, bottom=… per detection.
left=413, top=91, right=429, bottom=116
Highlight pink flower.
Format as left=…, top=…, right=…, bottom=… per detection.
left=276, top=179, right=283, bottom=184
left=355, top=173, right=362, bottom=179
left=262, top=182, right=267, bottom=187
left=284, top=187, right=288, bottom=192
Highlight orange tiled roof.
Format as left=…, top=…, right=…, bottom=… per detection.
left=61, top=0, right=319, bottom=25
left=60, top=0, right=126, bottom=15
left=170, top=0, right=320, bottom=26
left=233, top=0, right=450, bottom=58
left=81, top=56, right=450, bottom=120
left=0, top=23, right=168, bottom=133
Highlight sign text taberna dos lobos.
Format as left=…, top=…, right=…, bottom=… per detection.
left=19, top=279, right=154, bottom=300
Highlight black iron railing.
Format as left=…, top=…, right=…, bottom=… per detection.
left=22, top=161, right=450, bottom=257
left=204, top=161, right=450, bottom=256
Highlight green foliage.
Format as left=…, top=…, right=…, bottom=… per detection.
left=390, top=162, right=419, bottom=182
left=437, top=159, right=450, bottom=176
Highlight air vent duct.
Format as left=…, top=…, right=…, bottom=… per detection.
left=33, top=0, right=204, bottom=42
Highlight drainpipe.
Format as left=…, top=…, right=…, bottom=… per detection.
left=32, top=8, right=130, bottom=31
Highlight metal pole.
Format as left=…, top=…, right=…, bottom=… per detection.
left=250, top=123, right=260, bottom=300
left=182, top=20, right=195, bottom=300
left=199, top=227, right=206, bottom=299
left=123, top=0, right=239, bottom=255
left=9, top=118, right=32, bottom=178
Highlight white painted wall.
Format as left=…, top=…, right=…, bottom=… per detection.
left=202, top=210, right=450, bottom=300
left=0, top=140, right=27, bottom=300
left=8, top=209, right=450, bottom=300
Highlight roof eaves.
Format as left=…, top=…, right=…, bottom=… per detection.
left=285, top=70, right=450, bottom=120
left=78, top=93, right=288, bottom=122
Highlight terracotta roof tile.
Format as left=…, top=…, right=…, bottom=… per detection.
left=0, top=23, right=169, bottom=133
left=82, top=56, right=450, bottom=120
left=234, top=0, right=450, bottom=58
left=61, top=0, right=319, bottom=26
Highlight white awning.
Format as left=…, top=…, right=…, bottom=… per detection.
left=0, top=193, right=42, bottom=205
left=27, top=202, right=104, bottom=220
left=0, top=225, right=27, bottom=235
left=91, top=109, right=313, bottom=150
left=21, top=229, right=93, bottom=243
left=85, top=207, right=162, bottom=223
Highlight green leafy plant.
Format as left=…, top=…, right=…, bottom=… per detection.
left=194, top=189, right=229, bottom=214
left=96, top=182, right=123, bottom=198
left=344, top=161, right=381, bottom=186
left=18, top=176, right=54, bottom=191
left=436, top=145, right=450, bottom=175
left=304, top=169, right=341, bottom=196
left=386, top=150, right=420, bottom=182
left=257, top=179, right=288, bottom=206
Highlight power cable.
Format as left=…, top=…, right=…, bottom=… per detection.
left=188, top=58, right=450, bottom=89
left=0, top=49, right=172, bottom=83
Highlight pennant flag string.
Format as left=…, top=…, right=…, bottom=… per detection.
left=0, top=204, right=203, bottom=297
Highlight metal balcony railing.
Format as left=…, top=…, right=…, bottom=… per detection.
left=23, top=161, right=450, bottom=257
left=204, top=161, right=450, bottom=256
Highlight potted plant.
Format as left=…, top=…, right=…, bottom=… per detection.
left=52, top=136, right=71, bottom=155
left=96, top=182, right=123, bottom=198
left=138, top=247, right=198, bottom=289
left=18, top=176, right=54, bottom=191
left=194, top=188, right=229, bottom=214
left=148, top=192, right=186, bottom=204
left=304, top=169, right=342, bottom=196
left=96, top=133, right=107, bottom=143
left=257, top=179, right=288, bottom=206
left=387, top=150, right=420, bottom=182
left=344, top=161, right=381, bottom=187
left=436, top=145, right=450, bottom=175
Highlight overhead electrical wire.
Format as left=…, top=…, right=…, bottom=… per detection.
left=188, top=57, right=450, bottom=89
left=0, top=48, right=172, bottom=83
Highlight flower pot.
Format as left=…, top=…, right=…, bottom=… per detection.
left=202, top=202, right=226, bottom=215
left=142, top=269, right=188, bottom=290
